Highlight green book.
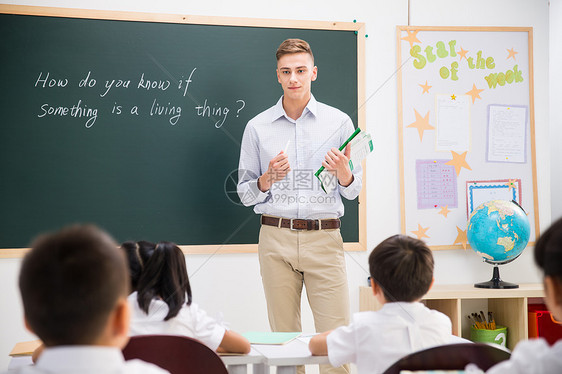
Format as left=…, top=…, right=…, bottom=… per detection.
left=242, top=331, right=301, bottom=345
left=314, top=127, right=362, bottom=181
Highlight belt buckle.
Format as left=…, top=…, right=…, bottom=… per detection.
left=290, top=218, right=304, bottom=231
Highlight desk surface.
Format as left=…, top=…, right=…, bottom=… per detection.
left=252, top=337, right=329, bottom=367
left=9, top=338, right=329, bottom=372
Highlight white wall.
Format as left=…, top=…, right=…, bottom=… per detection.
left=0, top=0, right=552, bottom=371
left=551, top=0, right=562, bottom=221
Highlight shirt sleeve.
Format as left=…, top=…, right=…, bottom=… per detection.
left=338, top=117, right=363, bottom=200
left=189, top=303, right=227, bottom=352
left=486, top=338, right=551, bottom=374
left=237, top=123, right=270, bottom=206
left=326, top=323, right=357, bottom=367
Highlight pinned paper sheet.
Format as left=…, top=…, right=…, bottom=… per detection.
left=487, top=105, right=527, bottom=163
left=435, top=94, right=471, bottom=152
left=415, top=159, right=458, bottom=210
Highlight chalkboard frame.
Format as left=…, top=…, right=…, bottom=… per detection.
left=0, top=5, right=366, bottom=258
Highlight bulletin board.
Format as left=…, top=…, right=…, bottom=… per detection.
left=397, top=26, right=539, bottom=250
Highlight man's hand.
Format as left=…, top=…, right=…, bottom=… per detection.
left=322, top=144, right=353, bottom=187
left=258, top=151, right=291, bottom=192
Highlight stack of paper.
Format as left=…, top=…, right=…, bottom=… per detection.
left=242, top=332, right=301, bottom=345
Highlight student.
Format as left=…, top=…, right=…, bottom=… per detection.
left=128, top=241, right=251, bottom=354
left=9, top=224, right=168, bottom=374
left=120, top=241, right=156, bottom=292
left=487, top=217, right=562, bottom=373
left=309, top=234, right=452, bottom=374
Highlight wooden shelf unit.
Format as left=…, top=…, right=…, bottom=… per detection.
left=359, top=283, right=544, bottom=350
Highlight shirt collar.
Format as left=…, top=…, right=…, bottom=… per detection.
left=36, top=346, right=126, bottom=371
left=380, top=301, right=425, bottom=318
left=271, top=94, right=318, bottom=123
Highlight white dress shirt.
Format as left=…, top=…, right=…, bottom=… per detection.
left=327, top=302, right=453, bottom=374
left=4, top=346, right=168, bottom=374
left=128, top=292, right=226, bottom=351
left=237, top=95, right=362, bottom=219
left=486, top=338, right=562, bottom=373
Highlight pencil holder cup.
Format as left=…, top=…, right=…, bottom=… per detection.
left=470, top=325, right=507, bottom=347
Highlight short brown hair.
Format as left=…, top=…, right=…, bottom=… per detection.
left=276, top=38, right=314, bottom=62
left=19, top=224, right=128, bottom=346
left=369, top=235, right=434, bottom=302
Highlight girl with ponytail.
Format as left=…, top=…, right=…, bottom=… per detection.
left=126, top=241, right=250, bottom=354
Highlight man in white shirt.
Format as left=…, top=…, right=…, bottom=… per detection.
left=309, top=235, right=452, bottom=374
left=7, top=225, right=168, bottom=374
left=237, top=38, right=362, bottom=374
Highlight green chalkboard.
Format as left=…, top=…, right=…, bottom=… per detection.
left=0, top=9, right=361, bottom=249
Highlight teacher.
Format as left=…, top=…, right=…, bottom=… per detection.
left=237, top=39, right=362, bottom=374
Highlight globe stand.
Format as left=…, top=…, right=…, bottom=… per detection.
left=474, top=265, right=519, bottom=289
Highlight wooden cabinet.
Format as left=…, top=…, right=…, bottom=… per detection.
left=359, top=283, right=544, bottom=350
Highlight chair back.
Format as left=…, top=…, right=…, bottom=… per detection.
left=123, top=334, right=228, bottom=374
left=383, top=343, right=510, bottom=374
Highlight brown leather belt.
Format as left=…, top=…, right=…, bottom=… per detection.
left=261, top=215, right=340, bottom=231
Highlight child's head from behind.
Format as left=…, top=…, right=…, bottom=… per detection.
left=534, top=217, right=562, bottom=320
left=136, top=241, right=192, bottom=321
left=19, top=224, right=129, bottom=346
left=369, top=234, right=434, bottom=303
left=120, top=240, right=156, bottom=292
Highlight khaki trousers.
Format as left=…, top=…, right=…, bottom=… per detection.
left=258, top=223, right=350, bottom=374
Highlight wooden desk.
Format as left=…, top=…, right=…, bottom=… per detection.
left=360, top=283, right=544, bottom=350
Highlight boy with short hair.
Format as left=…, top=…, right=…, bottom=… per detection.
left=309, top=235, right=452, bottom=374
left=8, top=224, right=168, bottom=374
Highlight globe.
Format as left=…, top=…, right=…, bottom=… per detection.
left=467, top=199, right=530, bottom=288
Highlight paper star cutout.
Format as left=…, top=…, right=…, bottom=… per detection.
left=407, top=109, right=434, bottom=141
left=453, top=226, right=468, bottom=249
left=507, top=47, right=518, bottom=60
left=451, top=94, right=456, bottom=100
left=401, top=30, right=421, bottom=49
left=419, top=81, right=432, bottom=94
left=457, top=47, right=469, bottom=61
left=507, top=179, right=518, bottom=190
left=438, top=205, right=451, bottom=218
left=411, top=224, right=430, bottom=240
left=465, top=83, right=485, bottom=104
left=445, top=150, right=472, bottom=176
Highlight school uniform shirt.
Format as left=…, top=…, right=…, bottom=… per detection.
left=237, top=94, right=363, bottom=219
left=128, top=292, right=226, bottom=351
left=326, top=302, right=453, bottom=374
left=486, top=338, right=562, bottom=373
left=4, top=346, right=169, bottom=374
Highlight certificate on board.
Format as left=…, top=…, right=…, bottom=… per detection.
left=466, top=179, right=521, bottom=217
